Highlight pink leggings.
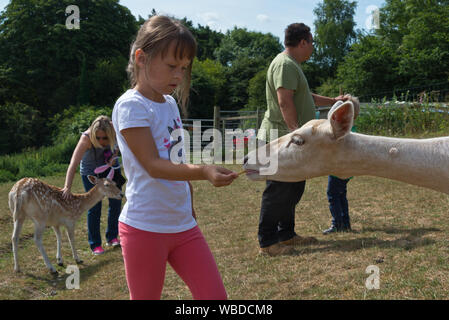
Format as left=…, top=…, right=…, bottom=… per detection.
left=119, top=222, right=227, bottom=300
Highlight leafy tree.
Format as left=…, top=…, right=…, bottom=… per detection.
left=0, top=102, right=42, bottom=154
left=335, top=35, right=402, bottom=98
left=301, top=61, right=326, bottom=92
left=333, top=0, right=449, bottom=100
left=77, top=53, right=90, bottom=106
left=214, top=27, right=283, bottom=109
left=312, top=0, right=357, bottom=79
left=190, top=58, right=226, bottom=118
left=181, top=19, right=224, bottom=61
left=377, top=0, right=411, bottom=45
left=397, top=0, right=449, bottom=85
left=214, top=27, right=282, bottom=66
left=245, top=68, right=268, bottom=111
left=0, top=0, right=137, bottom=117
left=50, top=105, right=112, bottom=144
left=224, top=54, right=268, bottom=109
left=89, top=55, right=128, bottom=107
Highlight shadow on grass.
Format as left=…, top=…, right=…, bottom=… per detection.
left=0, top=232, right=35, bottom=257
left=21, top=248, right=121, bottom=294
left=360, top=226, right=440, bottom=236
left=295, top=227, right=441, bottom=255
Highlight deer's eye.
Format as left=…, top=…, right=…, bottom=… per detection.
left=287, top=135, right=305, bottom=148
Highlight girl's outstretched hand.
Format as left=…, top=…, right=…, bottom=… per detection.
left=203, top=165, right=238, bottom=187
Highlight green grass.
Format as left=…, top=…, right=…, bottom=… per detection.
left=1, top=165, right=449, bottom=300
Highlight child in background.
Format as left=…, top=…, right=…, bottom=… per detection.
left=322, top=97, right=360, bottom=234
left=112, top=15, right=238, bottom=300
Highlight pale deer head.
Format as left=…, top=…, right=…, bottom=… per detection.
left=243, top=100, right=357, bottom=182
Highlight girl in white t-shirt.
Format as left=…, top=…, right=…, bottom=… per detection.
left=112, top=15, right=238, bottom=300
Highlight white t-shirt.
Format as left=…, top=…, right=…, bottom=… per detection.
left=112, top=89, right=196, bottom=233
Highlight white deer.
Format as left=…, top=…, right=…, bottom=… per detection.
left=9, top=176, right=123, bottom=274
left=243, top=100, right=449, bottom=195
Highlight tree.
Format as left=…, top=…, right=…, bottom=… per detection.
left=89, top=55, right=128, bottom=107
left=313, top=0, right=357, bottom=79
left=181, top=19, right=224, bottom=61
left=0, top=102, right=42, bottom=154
left=245, top=68, right=268, bottom=111
left=397, top=0, right=449, bottom=86
left=332, top=0, right=449, bottom=100
left=335, top=35, right=402, bottom=99
left=214, top=27, right=283, bottom=109
left=377, top=0, right=411, bottom=45
left=190, top=58, right=226, bottom=118
left=77, top=53, right=89, bottom=106
left=214, top=27, right=282, bottom=66
left=0, top=0, right=137, bottom=117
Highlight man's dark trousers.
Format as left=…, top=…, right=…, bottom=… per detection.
left=258, top=180, right=306, bottom=248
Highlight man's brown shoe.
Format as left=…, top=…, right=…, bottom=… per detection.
left=259, top=243, right=294, bottom=256
left=280, top=235, right=319, bottom=247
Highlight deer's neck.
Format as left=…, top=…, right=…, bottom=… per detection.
left=73, top=186, right=104, bottom=214
left=338, top=133, right=449, bottom=194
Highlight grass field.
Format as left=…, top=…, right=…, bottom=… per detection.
left=1, top=165, right=449, bottom=300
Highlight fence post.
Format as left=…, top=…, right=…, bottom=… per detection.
left=213, top=106, right=221, bottom=163
left=213, top=106, right=220, bottom=131
left=256, top=107, right=260, bottom=130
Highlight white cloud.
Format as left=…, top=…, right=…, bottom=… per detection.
left=256, top=14, right=270, bottom=23
left=197, top=11, right=220, bottom=28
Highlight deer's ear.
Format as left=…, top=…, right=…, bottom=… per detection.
left=87, top=175, right=98, bottom=185
left=329, top=101, right=354, bottom=140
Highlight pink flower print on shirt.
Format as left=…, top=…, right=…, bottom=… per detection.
left=163, top=137, right=171, bottom=149
left=103, top=149, right=112, bottom=163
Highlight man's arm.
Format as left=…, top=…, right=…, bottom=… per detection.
left=312, top=93, right=348, bottom=107
left=277, top=87, right=299, bottom=132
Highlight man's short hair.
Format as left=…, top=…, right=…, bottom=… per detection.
left=284, top=23, right=311, bottom=47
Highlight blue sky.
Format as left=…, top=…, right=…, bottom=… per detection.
left=0, top=0, right=385, bottom=41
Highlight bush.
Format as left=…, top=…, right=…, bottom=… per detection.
left=0, top=104, right=113, bottom=183
left=0, top=102, right=42, bottom=155
left=0, top=169, right=15, bottom=183
left=0, top=135, right=78, bottom=182
left=356, top=101, right=449, bottom=136
left=50, top=105, right=113, bottom=144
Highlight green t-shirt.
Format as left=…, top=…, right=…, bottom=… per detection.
left=258, top=52, right=315, bottom=142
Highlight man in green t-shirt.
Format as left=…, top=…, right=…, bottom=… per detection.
left=258, top=23, right=348, bottom=256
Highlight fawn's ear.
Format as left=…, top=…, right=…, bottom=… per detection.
left=328, top=101, right=354, bottom=140
left=87, top=175, right=98, bottom=185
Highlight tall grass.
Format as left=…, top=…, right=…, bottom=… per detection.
left=356, top=101, right=449, bottom=137
left=0, top=135, right=77, bottom=183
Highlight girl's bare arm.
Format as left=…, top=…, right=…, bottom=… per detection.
left=121, top=127, right=238, bottom=187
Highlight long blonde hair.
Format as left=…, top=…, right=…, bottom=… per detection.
left=88, top=115, right=117, bottom=149
left=126, top=15, right=197, bottom=116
